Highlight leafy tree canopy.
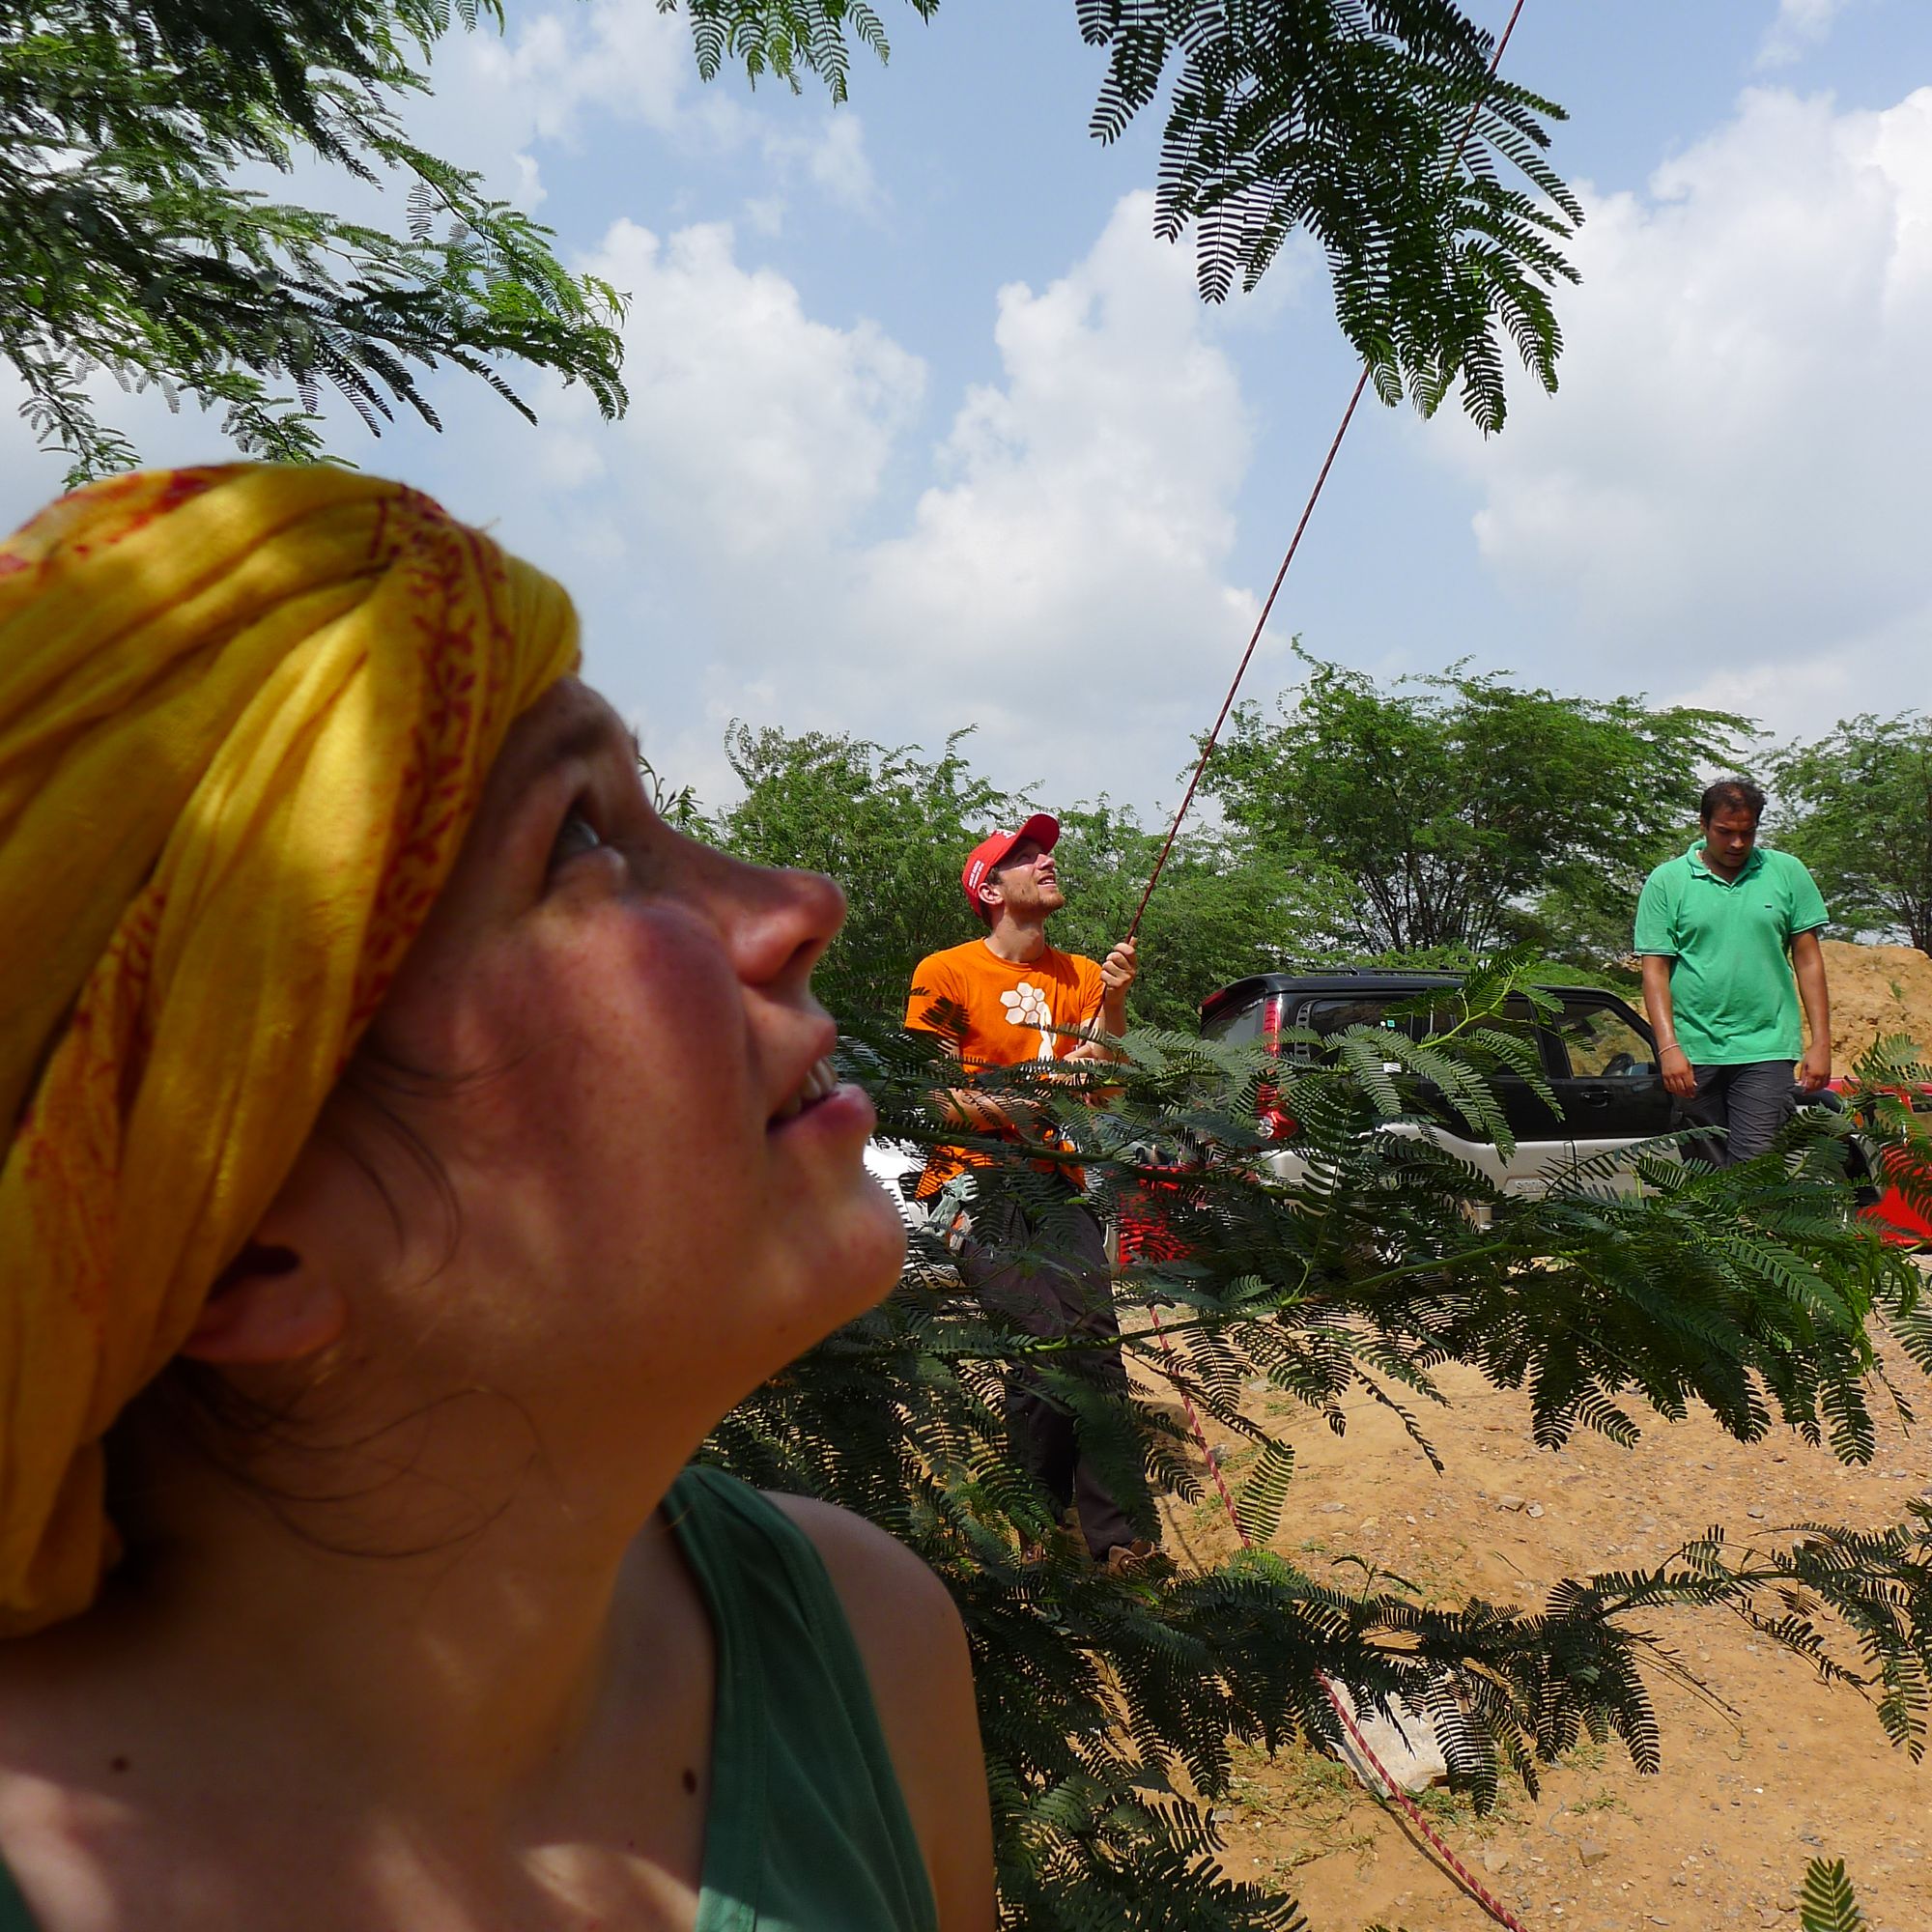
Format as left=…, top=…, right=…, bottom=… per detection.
left=1201, top=650, right=1751, bottom=964
left=683, top=0, right=1584, bottom=431
left=711, top=722, right=1009, bottom=1014
left=1771, top=712, right=1932, bottom=957
left=2, top=0, right=631, bottom=482
left=705, top=720, right=1353, bottom=1029
left=7, top=0, right=1582, bottom=483
left=1041, top=801, right=1354, bottom=1031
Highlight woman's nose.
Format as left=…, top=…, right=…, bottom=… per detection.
left=702, top=848, right=846, bottom=989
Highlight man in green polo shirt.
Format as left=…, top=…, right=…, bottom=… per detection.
left=1634, top=779, right=1833, bottom=1164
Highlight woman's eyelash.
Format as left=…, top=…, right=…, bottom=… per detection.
left=549, top=803, right=604, bottom=868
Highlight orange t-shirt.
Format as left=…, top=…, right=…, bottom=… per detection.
left=904, top=938, right=1105, bottom=1195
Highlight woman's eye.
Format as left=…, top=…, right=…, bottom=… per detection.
left=550, top=808, right=604, bottom=869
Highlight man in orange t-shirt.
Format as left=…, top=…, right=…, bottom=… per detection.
left=904, top=814, right=1156, bottom=1574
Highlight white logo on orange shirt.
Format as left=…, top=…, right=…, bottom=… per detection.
left=1001, top=980, right=1055, bottom=1058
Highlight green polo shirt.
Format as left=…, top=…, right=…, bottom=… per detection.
left=1633, top=841, right=1828, bottom=1065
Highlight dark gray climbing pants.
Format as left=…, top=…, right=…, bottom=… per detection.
left=955, top=1182, right=1142, bottom=1560
left=1674, top=1059, right=1797, bottom=1166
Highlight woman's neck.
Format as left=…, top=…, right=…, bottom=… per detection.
left=62, top=1425, right=701, bottom=1821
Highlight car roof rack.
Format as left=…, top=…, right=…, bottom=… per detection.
left=1198, top=967, right=1463, bottom=1025
left=1199, top=968, right=1647, bottom=1031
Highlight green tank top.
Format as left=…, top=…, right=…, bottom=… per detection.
left=0, top=1466, right=938, bottom=1931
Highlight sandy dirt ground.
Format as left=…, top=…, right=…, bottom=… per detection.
left=1150, top=1331, right=1930, bottom=1932
left=1816, top=940, right=1932, bottom=1066
left=1145, top=940, right=1932, bottom=1932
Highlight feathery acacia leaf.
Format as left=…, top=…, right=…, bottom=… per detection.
left=1800, top=1856, right=1866, bottom=1932
left=703, top=952, right=1932, bottom=1923
left=3, top=0, right=629, bottom=481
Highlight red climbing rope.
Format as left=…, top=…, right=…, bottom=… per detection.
left=1120, top=9, right=1543, bottom=1922
left=1124, top=0, right=1534, bottom=943
left=1143, top=1305, right=1531, bottom=1932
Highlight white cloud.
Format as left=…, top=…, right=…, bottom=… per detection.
left=730, top=111, right=885, bottom=234
left=797, top=112, right=881, bottom=218
left=427, top=1, right=880, bottom=220
left=467, top=2, right=698, bottom=147
left=838, top=192, right=1261, bottom=795
left=566, top=216, right=925, bottom=561
left=2, top=185, right=1262, bottom=816
left=471, top=192, right=1263, bottom=807
left=1755, top=0, right=1853, bottom=71
left=395, top=210, right=928, bottom=810
left=1431, top=84, right=1932, bottom=741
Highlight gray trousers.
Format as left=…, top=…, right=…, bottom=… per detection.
left=954, top=1185, right=1142, bottom=1560
left=1674, top=1060, right=1797, bottom=1166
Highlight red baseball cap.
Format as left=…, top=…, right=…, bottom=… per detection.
left=961, top=813, right=1060, bottom=913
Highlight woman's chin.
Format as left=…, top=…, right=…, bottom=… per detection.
left=728, top=1201, right=907, bottom=1402
left=846, top=1177, right=912, bottom=1301
left=802, top=1179, right=910, bottom=1330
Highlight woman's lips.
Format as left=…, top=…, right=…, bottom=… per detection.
left=770, top=1053, right=839, bottom=1123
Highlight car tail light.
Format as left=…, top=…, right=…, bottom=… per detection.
left=1258, top=994, right=1295, bottom=1138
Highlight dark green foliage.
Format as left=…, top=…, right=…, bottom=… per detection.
left=2, top=0, right=630, bottom=482
left=1770, top=712, right=1932, bottom=957
left=1077, top=0, right=1582, bottom=428
left=708, top=723, right=1009, bottom=1013
left=671, top=0, right=937, bottom=100
left=704, top=722, right=1350, bottom=1030
left=660, top=0, right=1580, bottom=429
left=706, top=968, right=1932, bottom=1925
left=1800, top=1858, right=1865, bottom=1932
left=1202, top=649, right=1751, bottom=962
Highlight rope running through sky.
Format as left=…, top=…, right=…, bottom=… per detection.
left=1124, top=0, right=1534, bottom=940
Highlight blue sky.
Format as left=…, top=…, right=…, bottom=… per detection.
left=6, top=0, right=1931, bottom=817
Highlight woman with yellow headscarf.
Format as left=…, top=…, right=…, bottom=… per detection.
left=0, top=465, right=993, bottom=1931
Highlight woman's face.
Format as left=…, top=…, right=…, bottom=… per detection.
left=282, top=677, right=905, bottom=1467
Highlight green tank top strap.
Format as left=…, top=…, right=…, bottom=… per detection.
left=668, top=1464, right=938, bottom=1932
left=0, top=1855, right=33, bottom=1932
left=0, top=1469, right=937, bottom=1932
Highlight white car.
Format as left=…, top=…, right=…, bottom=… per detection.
left=863, top=1138, right=927, bottom=1232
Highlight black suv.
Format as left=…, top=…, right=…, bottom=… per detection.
left=1199, top=969, right=1676, bottom=1200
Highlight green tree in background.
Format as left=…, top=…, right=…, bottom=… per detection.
left=3, top=0, right=629, bottom=483
left=709, top=723, right=1009, bottom=1013
left=7, top=0, right=1581, bottom=482
left=1045, top=802, right=1352, bottom=1031
left=1771, top=713, right=1932, bottom=957
left=706, top=723, right=1353, bottom=1030
left=1202, top=651, right=1749, bottom=965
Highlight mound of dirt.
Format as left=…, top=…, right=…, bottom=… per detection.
left=1151, top=1300, right=1932, bottom=1932
left=1818, top=939, right=1932, bottom=1066
left=1141, top=935, right=1932, bottom=1930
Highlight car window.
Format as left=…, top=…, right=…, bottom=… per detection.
left=1302, top=995, right=1547, bottom=1066
left=1302, top=997, right=1424, bottom=1041
left=1550, top=1001, right=1657, bottom=1079
left=1206, top=993, right=1270, bottom=1045
left=1476, top=996, right=1544, bottom=1064
left=1416, top=995, right=1545, bottom=1071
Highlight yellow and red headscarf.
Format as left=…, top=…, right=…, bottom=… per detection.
left=0, top=464, right=579, bottom=1633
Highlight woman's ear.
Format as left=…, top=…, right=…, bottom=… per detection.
left=181, top=1241, right=347, bottom=1365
